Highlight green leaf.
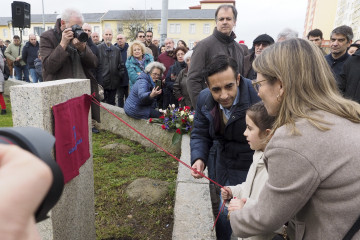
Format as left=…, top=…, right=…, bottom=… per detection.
left=172, top=132, right=182, bottom=145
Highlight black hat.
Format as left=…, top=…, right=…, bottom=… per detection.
left=253, top=34, right=275, bottom=45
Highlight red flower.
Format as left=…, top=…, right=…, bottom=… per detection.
left=178, top=107, right=183, bottom=111
left=181, top=119, right=186, bottom=123
left=149, top=118, right=153, bottom=123
left=159, top=115, right=165, bottom=119
left=184, top=106, right=191, bottom=111
left=161, top=125, right=166, bottom=129
left=176, top=129, right=181, bottom=134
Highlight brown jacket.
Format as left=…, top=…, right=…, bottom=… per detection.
left=187, top=28, right=245, bottom=108
left=40, top=22, right=98, bottom=81
left=230, top=111, right=360, bottom=240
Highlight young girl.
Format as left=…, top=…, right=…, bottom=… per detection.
left=221, top=101, right=276, bottom=240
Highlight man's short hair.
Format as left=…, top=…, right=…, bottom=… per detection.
left=136, top=30, right=145, bottom=38
left=13, top=35, right=20, bottom=40
left=331, top=25, right=353, bottom=42
left=307, top=29, right=323, bottom=39
left=215, top=4, right=237, bottom=22
left=203, top=55, right=238, bottom=84
left=146, top=30, right=153, bottom=35
left=61, top=8, right=84, bottom=23
left=277, top=28, right=298, bottom=41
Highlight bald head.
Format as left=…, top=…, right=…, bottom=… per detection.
left=29, top=34, right=37, bottom=46
left=116, top=34, right=126, bottom=48
left=103, top=28, right=113, bottom=46
left=82, top=23, right=92, bottom=37
left=91, top=32, right=100, bottom=45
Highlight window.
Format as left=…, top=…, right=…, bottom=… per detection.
left=169, top=24, right=181, bottom=34
left=94, top=26, right=100, bottom=33
left=170, top=24, right=176, bottom=34
left=3, top=29, right=8, bottom=38
left=146, top=23, right=153, bottom=31
left=176, top=24, right=181, bottom=34
left=23, top=29, right=29, bottom=36
left=203, top=24, right=210, bottom=34
left=34, top=27, right=45, bottom=36
left=189, top=40, right=194, bottom=49
left=117, top=23, right=123, bottom=33
left=189, top=24, right=196, bottom=34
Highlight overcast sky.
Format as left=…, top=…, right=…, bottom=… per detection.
left=0, top=0, right=308, bottom=45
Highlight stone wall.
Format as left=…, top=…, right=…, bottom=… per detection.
left=97, top=103, right=181, bottom=156
left=9, top=79, right=96, bottom=240
left=172, top=135, right=216, bottom=239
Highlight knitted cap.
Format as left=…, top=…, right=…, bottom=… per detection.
left=253, top=34, right=275, bottom=45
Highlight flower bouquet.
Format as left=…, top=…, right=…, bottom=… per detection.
left=149, top=105, right=195, bottom=145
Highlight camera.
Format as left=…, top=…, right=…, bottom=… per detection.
left=0, top=127, right=64, bottom=222
left=71, top=24, right=88, bottom=43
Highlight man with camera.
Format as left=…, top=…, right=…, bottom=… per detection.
left=40, top=8, right=98, bottom=82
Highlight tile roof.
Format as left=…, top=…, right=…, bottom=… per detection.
left=102, top=9, right=216, bottom=20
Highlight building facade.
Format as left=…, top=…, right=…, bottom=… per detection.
left=303, top=0, right=338, bottom=48
left=334, top=0, right=360, bottom=41
left=1, top=0, right=235, bottom=48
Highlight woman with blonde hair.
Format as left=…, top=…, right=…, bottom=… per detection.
left=228, top=38, right=360, bottom=239
left=126, top=40, right=153, bottom=90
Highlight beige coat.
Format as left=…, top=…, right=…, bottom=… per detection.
left=228, top=151, right=275, bottom=240
left=230, top=111, right=360, bottom=240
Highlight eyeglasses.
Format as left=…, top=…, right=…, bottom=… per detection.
left=151, top=73, right=161, bottom=77
left=252, top=79, right=267, bottom=92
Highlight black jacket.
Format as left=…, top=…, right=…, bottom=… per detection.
left=114, top=42, right=129, bottom=87
left=325, top=52, right=349, bottom=86
left=97, top=43, right=123, bottom=90
left=339, top=48, right=360, bottom=103
left=87, top=37, right=103, bottom=85
left=22, top=41, right=39, bottom=68
left=190, top=77, right=260, bottom=186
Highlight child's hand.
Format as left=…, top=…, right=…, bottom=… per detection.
left=221, top=187, right=233, bottom=200
left=228, top=198, right=247, bottom=212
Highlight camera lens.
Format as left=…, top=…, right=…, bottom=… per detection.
left=0, top=127, right=64, bottom=222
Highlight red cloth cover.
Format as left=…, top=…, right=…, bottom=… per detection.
left=52, top=94, right=91, bottom=183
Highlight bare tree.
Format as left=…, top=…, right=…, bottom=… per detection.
left=120, top=10, right=147, bottom=41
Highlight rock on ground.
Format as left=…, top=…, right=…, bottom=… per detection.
left=125, top=178, right=170, bottom=204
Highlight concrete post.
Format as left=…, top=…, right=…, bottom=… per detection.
left=9, top=79, right=96, bottom=240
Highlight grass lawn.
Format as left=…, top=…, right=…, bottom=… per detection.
left=93, top=131, right=178, bottom=240
left=0, top=96, right=13, bottom=127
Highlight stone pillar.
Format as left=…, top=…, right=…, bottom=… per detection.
left=10, top=79, right=96, bottom=240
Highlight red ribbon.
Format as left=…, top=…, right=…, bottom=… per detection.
left=90, top=95, right=230, bottom=231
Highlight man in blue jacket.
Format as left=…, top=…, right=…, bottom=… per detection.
left=190, top=54, right=260, bottom=240
left=22, top=34, right=39, bottom=83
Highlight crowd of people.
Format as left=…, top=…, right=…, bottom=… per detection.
left=1, top=4, right=360, bottom=240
